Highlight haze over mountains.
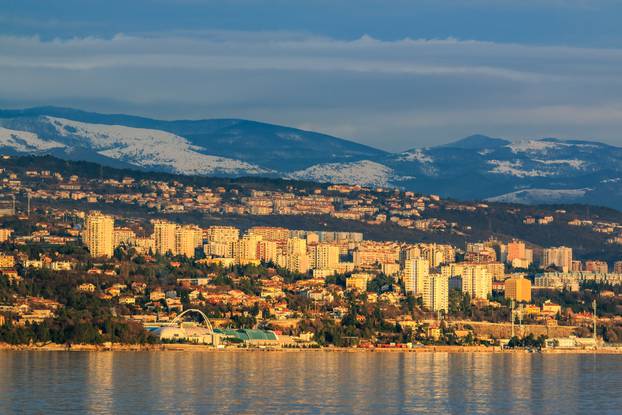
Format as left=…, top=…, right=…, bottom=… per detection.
left=0, top=107, right=620, bottom=208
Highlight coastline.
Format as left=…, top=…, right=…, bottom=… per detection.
left=2, top=343, right=622, bottom=354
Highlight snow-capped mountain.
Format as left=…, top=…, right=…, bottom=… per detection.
left=380, top=135, right=622, bottom=206
left=46, top=117, right=266, bottom=175
left=287, top=160, right=397, bottom=187
left=1, top=107, right=622, bottom=208
left=0, top=127, right=65, bottom=152
left=0, top=107, right=385, bottom=172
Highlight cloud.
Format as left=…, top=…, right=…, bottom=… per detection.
left=0, top=31, right=622, bottom=150
left=3, top=32, right=619, bottom=80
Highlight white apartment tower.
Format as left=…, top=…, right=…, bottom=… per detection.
left=423, top=274, right=449, bottom=312
left=175, top=225, right=203, bottom=258
left=541, top=246, right=573, bottom=272
left=84, top=211, right=114, bottom=258
left=403, top=258, right=429, bottom=295
left=153, top=220, right=177, bottom=255
left=461, top=265, right=492, bottom=299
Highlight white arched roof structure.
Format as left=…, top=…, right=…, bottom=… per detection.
left=171, top=309, right=213, bottom=332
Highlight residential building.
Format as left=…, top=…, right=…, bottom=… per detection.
left=0, top=229, right=13, bottom=242
left=541, top=246, right=573, bottom=272
left=403, top=258, right=429, bottom=295
left=506, top=240, right=533, bottom=268
left=257, top=240, right=278, bottom=263
left=153, top=220, right=177, bottom=255
left=113, top=227, right=136, bottom=247
left=235, top=234, right=262, bottom=262
left=461, top=265, right=491, bottom=299
left=585, top=260, right=608, bottom=274
left=206, top=226, right=239, bottom=243
left=310, top=243, right=340, bottom=270
left=84, top=211, right=114, bottom=258
left=175, top=225, right=203, bottom=258
left=0, top=255, right=15, bottom=268
left=504, top=276, right=532, bottom=302
left=346, top=273, right=370, bottom=292
left=423, top=274, right=449, bottom=312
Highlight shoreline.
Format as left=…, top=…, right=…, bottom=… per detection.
left=2, top=343, right=622, bottom=354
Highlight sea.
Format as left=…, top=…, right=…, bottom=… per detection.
left=0, top=351, right=620, bottom=414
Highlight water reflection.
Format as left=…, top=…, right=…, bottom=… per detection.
left=0, top=351, right=621, bottom=414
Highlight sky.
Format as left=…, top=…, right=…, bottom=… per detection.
left=1, top=0, right=622, bottom=151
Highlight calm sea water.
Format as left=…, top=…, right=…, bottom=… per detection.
left=0, top=351, right=620, bottom=414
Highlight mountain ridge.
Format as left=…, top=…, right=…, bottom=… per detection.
left=1, top=106, right=621, bottom=208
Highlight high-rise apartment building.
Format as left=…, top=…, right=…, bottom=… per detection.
left=506, top=240, right=533, bottom=268
left=422, top=274, right=449, bottom=312
left=504, top=276, right=531, bottom=302
left=541, top=246, right=573, bottom=272
left=310, top=243, right=340, bottom=270
left=258, top=240, right=278, bottom=263
left=507, top=240, right=526, bottom=263
left=206, top=226, right=240, bottom=244
left=0, top=229, right=13, bottom=243
left=285, top=252, right=310, bottom=274
left=585, top=260, right=609, bottom=274
left=235, top=234, right=263, bottom=262
left=287, top=237, right=307, bottom=256
left=248, top=226, right=290, bottom=252
left=248, top=226, right=290, bottom=241
left=84, top=211, right=114, bottom=258
left=403, top=258, right=429, bottom=295
left=175, top=225, right=203, bottom=258
left=461, top=265, right=491, bottom=299
left=153, top=220, right=177, bottom=255
left=113, top=227, right=136, bottom=247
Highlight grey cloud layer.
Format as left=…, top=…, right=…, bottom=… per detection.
left=1, top=32, right=621, bottom=150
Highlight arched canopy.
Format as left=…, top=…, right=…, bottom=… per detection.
left=171, top=309, right=213, bottom=332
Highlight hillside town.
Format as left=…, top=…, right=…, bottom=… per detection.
left=2, top=155, right=622, bottom=248
left=0, top=156, right=622, bottom=350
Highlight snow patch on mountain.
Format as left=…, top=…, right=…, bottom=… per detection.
left=507, top=140, right=567, bottom=154
left=533, top=159, right=586, bottom=169
left=0, top=127, right=65, bottom=152
left=288, top=160, right=397, bottom=187
left=399, top=149, right=434, bottom=163
left=45, top=117, right=267, bottom=175
left=486, top=188, right=590, bottom=204
left=276, top=132, right=304, bottom=142
left=488, top=160, right=554, bottom=177
left=397, top=149, right=438, bottom=176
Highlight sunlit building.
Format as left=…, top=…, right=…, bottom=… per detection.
left=541, top=246, right=573, bottom=272
left=346, top=272, right=371, bottom=292
left=461, top=265, right=491, bottom=300
left=113, top=227, right=136, bottom=247
left=423, top=273, right=449, bottom=312
left=404, top=258, right=429, bottom=296
left=153, top=220, right=177, bottom=255
left=84, top=211, right=114, bottom=258
left=504, top=275, right=531, bottom=302
left=206, top=226, right=239, bottom=244
left=175, top=225, right=203, bottom=258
